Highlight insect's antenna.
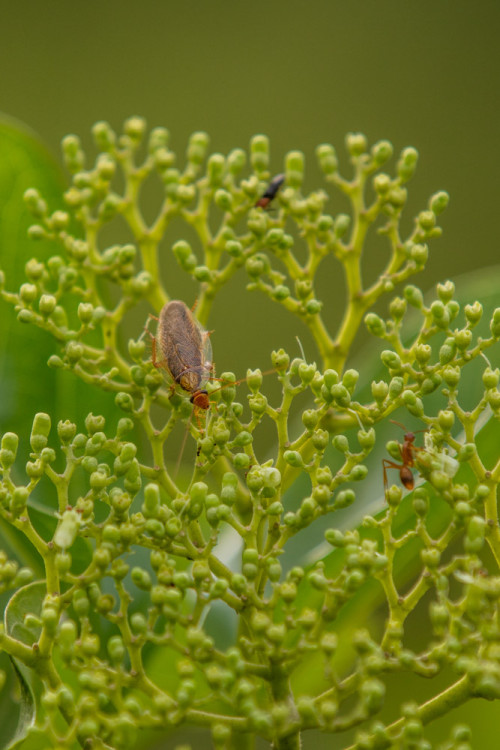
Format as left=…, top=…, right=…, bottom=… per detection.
left=390, top=419, right=408, bottom=432
left=349, top=409, right=365, bottom=431
left=479, top=351, right=492, bottom=368
left=295, top=336, right=306, bottom=361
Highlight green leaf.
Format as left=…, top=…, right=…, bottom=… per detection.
left=0, top=116, right=66, bottom=438
left=3, top=581, right=46, bottom=750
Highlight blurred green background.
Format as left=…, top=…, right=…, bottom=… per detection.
left=1, top=1, right=500, bottom=748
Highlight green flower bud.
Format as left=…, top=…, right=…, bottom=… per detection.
left=142, top=483, right=160, bottom=518
left=430, top=299, right=447, bottom=323
left=131, top=567, right=152, bottom=591
left=389, top=296, right=407, bottom=321
left=420, top=548, right=441, bottom=568
left=214, top=189, right=233, bottom=212
left=410, top=244, right=429, bottom=267
left=250, top=134, right=269, bottom=173
left=285, top=150, right=304, bottom=187
left=360, top=677, right=386, bottom=714
left=305, top=299, right=322, bottom=315
left=144, top=519, right=164, bottom=538
left=371, top=380, right=389, bottom=404
left=397, top=147, right=418, bottom=182
left=350, top=465, right=368, bottom=482
left=388, top=376, right=404, bottom=399
left=185, top=131, right=209, bottom=166
left=9, top=487, right=28, bottom=516
left=373, top=173, right=391, bottom=195
left=371, top=139, right=393, bottom=165
left=418, top=210, right=436, bottom=231
left=439, top=337, right=457, bottom=365
left=317, top=214, right=334, bottom=233
left=130, top=612, right=148, bottom=635
left=24, top=188, right=48, bottom=217
left=93, top=547, right=111, bottom=569
left=248, top=393, right=268, bottom=415
left=332, top=434, right=349, bottom=453
left=247, top=209, right=268, bottom=236
left=30, top=413, right=51, bottom=453
left=312, top=485, right=330, bottom=505
left=437, top=410, right=454, bottom=431
left=464, top=301, right=482, bottom=326
left=334, top=214, right=350, bottom=237
left=430, top=191, right=449, bottom=215
left=115, top=392, right=135, bottom=412
left=365, top=313, right=386, bottom=337
left=28, top=225, right=46, bottom=240
left=245, top=253, right=269, bottom=278
left=465, top=515, right=486, bottom=553
left=407, top=397, right=424, bottom=418
left=334, top=489, right=356, bottom=509
left=436, top=280, right=455, bottom=303
left=358, top=428, right=376, bottom=450
left=386, top=484, right=402, bottom=507
left=316, top=144, right=338, bottom=175
left=39, top=294, right=57, bottom=316
left=227, top=147, right=246, bottom=174
left=482, top=367, right=500, bottom=389
left=282, top=450, right=303, bottom=468
left=346, top=132, right=368, bottom=156
left=490, top=308, right=500, bottom=338
left=20, top=283, right=38, bottom=305
left=430, top=470, right=451, bottom=491
left=454, top=328, right=472, bottom=350
left=207, top=153, right=225, bottom=187
left=327, top=384, right=349, bottom=408
left=0, top=432, right=18, bottom=469
left=123, top=116, right=146, bottom=142
left=233, top=453, right=250, bottom=470
left=404, top=285, right=424, bottom=308
left=443, top=365, right=460, bottom=387
left=414, top=344, right=431, bottom=364
left=381, top=350, right=402, bottom=372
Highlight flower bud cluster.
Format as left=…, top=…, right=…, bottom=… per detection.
left=2, top=119, right=499, bottom=748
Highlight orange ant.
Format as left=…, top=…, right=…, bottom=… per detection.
left=383, top=420, right=427, bottom=491
left=254, top=173, right=285, bottom=209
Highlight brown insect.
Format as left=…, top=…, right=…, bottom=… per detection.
left=254, top=173, right=285, bottom=209
left=146, top=300, right=214, bottom=415
left=383, top=420, right=426, bottom=491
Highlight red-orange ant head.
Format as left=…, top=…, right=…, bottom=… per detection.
left=390, top=419, right=426, bottom=443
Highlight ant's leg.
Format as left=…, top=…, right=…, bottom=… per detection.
left=382, top=459, right=402, bottom=492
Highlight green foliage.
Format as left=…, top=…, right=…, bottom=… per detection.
left=0, top=116, right=499, bottom=749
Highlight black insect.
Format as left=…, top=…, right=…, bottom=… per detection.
left=255, top=174, right=285, bottom=209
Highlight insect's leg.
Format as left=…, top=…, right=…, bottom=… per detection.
left=140, top=313, right=159, bottom=342
left=382, top=459, right=402, bottom=492
left=139, top=314, right=160, bottom=365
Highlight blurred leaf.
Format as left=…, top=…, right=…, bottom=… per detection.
left=5, top=725, right=54, bottom=750
left=0, top=115, right=119, bottom=462
left=3, top=581, right=45, bottom=750
left=0, top=115, right=65, bottom=436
